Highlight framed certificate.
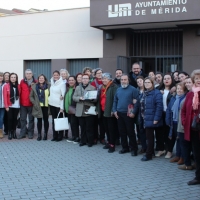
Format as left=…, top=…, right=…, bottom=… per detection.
left=84, top=91, right=98, bottom=100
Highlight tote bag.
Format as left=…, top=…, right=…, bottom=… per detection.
left=54, top=112, right=69, bottom=131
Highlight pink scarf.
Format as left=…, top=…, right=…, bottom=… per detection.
left=192, top=85, right=200, bottom=110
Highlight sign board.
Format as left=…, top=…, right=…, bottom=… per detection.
left=90, top=0, right=200, bottom=27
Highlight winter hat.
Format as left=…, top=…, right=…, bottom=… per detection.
left=102, top=73, right=112, bottom=80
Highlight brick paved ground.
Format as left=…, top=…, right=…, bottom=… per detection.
left=0, top=121, right=200, bottom=200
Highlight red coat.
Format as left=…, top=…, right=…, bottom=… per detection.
left=19, top=79, right=36, bottom=106
left=3, top=83, right=21, bottom=108
left=181, top=91, right=200, bottom=141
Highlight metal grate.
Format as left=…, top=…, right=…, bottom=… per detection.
left=130, top=28, right=183, bottom=73
left=69, top=59, right=99, bottom=76
left=25, top=60, right=51, bottom=82
left=132, top=29, right=182, bottom=57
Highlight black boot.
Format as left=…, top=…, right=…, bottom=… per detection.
left=12, top=130, right=17, bottom=139
left=43, top=132, right=47, bottom=140
left=37, top=133, right=41, bottom=141
left=8, top=131, right=12, bottom=140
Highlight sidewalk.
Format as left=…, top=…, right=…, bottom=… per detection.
left=0, top=121, right=199, bottom=200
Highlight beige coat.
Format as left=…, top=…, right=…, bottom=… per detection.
left=29, top=83, right=50, bottom=118
left=73, top=84, right=97, bottom=117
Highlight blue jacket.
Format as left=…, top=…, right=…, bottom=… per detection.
left=166, top=95, right=185, bottom=137
left=143, top=89, right=163, bottom=128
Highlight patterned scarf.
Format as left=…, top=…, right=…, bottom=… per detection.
left=192, top=85, right=200, bottom=110
left=10, top=82, right=19, bottom=104
left=36, top=83, right=48, bottom=104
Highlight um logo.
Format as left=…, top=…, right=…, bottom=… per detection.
left=107, top=3, right=132, bottom=18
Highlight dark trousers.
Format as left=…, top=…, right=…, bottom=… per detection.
left=78, top=116, right=94, bottom=145
left=20, top=105, right=34, bottom=137
left=7, top=108, right=19, bottom=131
left=117, top=112, right=138, bottom=151
left=145, top=128, right=155, bottom=159
left=155, top=126, right=165, bottom=151
left=168, top=122, right=179, bottom=154
left=179, top=132, right=192, bottom=166
left=94, top=115, right=105, bottom=141
left=20, top=106, right=34, bottom=136
left=156, top=112, right=170, bottom=152
left=68, top=114, right=79, bottom=138
left=140, top=118, right=147, bottom=150
left=113, top=117, right=120, bottom=141
left=103, top=116, right=116, bottom=146
left=3, top=111, right=8, bottom=133
left=50, top=106, right=64, bottom=140
left=191, top=130, right=200, bottom=180
left=37, top=107, right=49, bottom=134
left=136, top=124, right=140, bottom=141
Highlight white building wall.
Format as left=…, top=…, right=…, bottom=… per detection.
left=0, top=8, right=103, bottom=79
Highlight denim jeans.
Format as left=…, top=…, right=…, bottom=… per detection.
left=0, top=108, right=5, bottom=129
left=178, top=132, right=192, bottom=166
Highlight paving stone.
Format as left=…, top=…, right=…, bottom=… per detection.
left=0, top=121, right=199, bottom=199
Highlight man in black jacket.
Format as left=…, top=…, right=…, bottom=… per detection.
left=129, top=63, right=147, bottom=88
left=113, top=69, right=123, bottom=88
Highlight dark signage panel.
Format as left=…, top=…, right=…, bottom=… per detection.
left=90, top=0, right=200, bottom=26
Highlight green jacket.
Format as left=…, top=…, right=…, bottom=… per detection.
left=29, top=83, right=50, bottom=118
left=97, top=82, right=118, bottom=118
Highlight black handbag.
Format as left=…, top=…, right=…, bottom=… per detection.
left=191, top=115, right=200, bottom=131
left=191, top=104, right=200, bottom=131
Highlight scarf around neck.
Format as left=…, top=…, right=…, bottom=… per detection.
left=102, top=81, right=113, bottom=96
left=171, top=94, right=185, bottom=122
left=132, top=71, right=142, bottom=80
left=192, top=85, right=200, bottom=110
left=36, top=83, right=48, bottom=105
left=10, top=82, right=19, bottom=104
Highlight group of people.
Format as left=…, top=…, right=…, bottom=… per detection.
left=0, top=64, right=200, bottom=186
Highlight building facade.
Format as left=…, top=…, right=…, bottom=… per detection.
left=91, top=0, right=200, bottom=74
left=1, top=1, right=200, bottom=79
left=0, top=8, right=103, bottom=80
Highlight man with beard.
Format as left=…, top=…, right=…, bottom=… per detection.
left=113, top=74, right=139, bottom=156
left=129, top=63, right=147, bottom=88
left=113, top=69, right=123, bottom=87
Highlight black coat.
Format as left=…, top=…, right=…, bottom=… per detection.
left=129, top=70, right=147, bottom=88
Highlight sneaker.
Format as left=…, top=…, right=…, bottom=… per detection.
left=165, top=152, right=172, bottom=159
left=178, top=164, right=193, bottom=170
left=67, top=138, right=75, bottom=142
left=73, top=138, right=80, bottom=144
left=155, top=150, right=166, bottom=157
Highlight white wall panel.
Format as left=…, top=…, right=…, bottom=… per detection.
left=0, top=8, right=103, bottom=80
